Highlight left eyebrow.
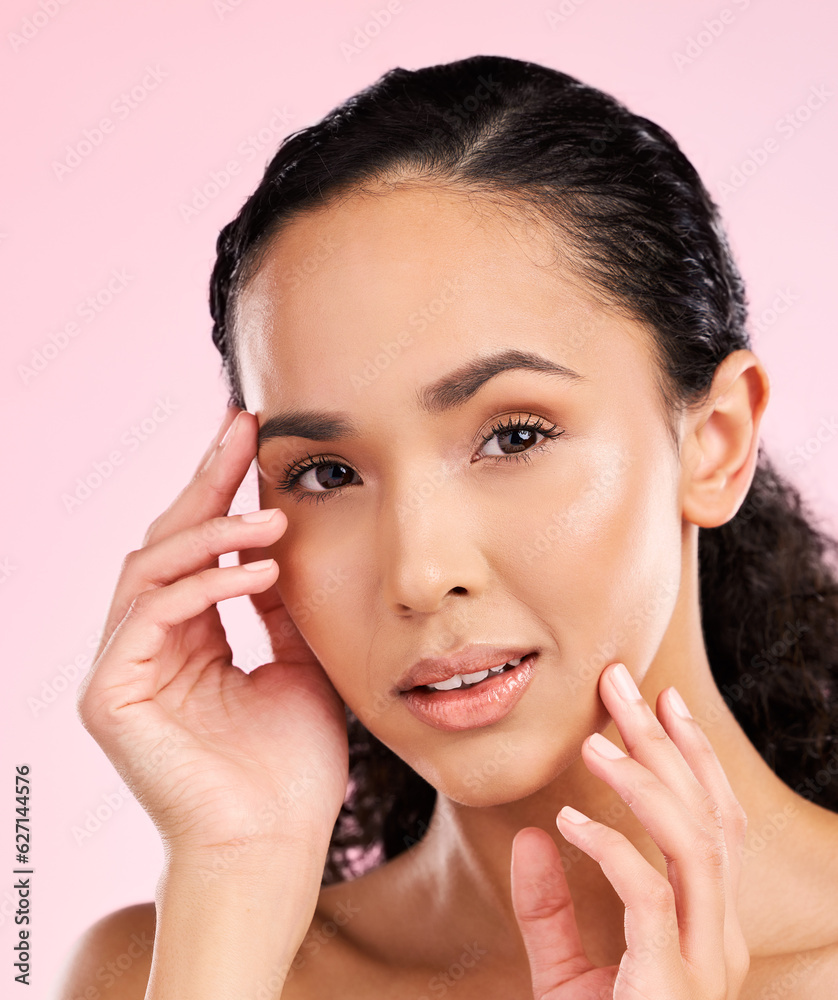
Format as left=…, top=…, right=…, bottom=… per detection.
left=256, top=347, right=587, bottom=449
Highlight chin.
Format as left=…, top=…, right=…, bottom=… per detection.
left=405, top=728, right=585, bottom=809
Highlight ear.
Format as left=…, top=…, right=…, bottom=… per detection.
left=680, top=349, right=771, bottom=528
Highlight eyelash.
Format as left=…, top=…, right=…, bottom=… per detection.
left=273, top=414, right=566, bottom=504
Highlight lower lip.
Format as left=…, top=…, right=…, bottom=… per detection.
left=400, top=653, right=538, bottom=732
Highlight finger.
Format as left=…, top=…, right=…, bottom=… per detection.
left=580, top=731, right=727, bottom=975
left=510, top=827, right=592, bottom=997
left=598, top=664, right=723, bottom=839
left=656, top=686, right=751, bottom=988
left=78, top=560, right=279, bottom=724
left=194, top=404, right=240, bottom=476
left=142, top=407, right=256, bottom=549
left=99, top=509, right=287, bottom=645
left=238, top=540, right=291, bottom=642
left=656, top=685, right=748, bottom=904
left=554, top=806, right=682, bottom=984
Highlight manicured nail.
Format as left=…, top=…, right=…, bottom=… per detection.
left=668, top=687, right=693, bottom=720
left=242, top=558, right=275, bottom=572
left=610, top=662, right=642, bottom=702
left=588, top=732, right=626, bottom=760
left=241, top=507, right=279, bottom=523
left=558, top=805, right=590, bottom=825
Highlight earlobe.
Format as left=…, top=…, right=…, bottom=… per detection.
left=681, top=350, right=771, bottom=529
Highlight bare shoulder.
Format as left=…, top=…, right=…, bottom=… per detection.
left=53, top=902, right=155, bottom=1000
left=53, top=898, right=350, bottom=1000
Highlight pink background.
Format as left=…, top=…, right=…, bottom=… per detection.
left=2, top=0, right=836, bottom=993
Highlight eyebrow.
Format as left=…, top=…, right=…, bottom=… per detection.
left=256, top=348, right=586, bottom=449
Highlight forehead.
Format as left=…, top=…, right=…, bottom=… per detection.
left=233, top=183, right=654, bottom=414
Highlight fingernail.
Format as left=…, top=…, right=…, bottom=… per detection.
left=610, top=662, right=642, bottom=702
left=241, top=507, right=279, bottom=523
left=558, top=805, right=590, bottom=825
left=588, top=732, right=626, bottom=760
left=668, top=687, right=693, bottom=720
left=242, top=558, right=275, bottom=572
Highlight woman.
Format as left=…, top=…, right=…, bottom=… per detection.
left=60, top=55, right=838, bottom=998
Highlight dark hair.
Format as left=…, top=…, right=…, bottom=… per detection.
left=209, top=54, right=838, bottom=883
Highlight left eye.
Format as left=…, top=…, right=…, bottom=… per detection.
left=275, top=414, right=565, bottom=503
left=479, top=415, right=562, bottom=456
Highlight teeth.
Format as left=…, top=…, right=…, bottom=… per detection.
left=428, top=675, right=462, bottom=691
left=426, top=657, right=526, bottom=691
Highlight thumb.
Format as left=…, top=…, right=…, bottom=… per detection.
left=511, top=826, right=592, bottom=997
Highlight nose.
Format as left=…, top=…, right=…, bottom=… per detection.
left=378, top=463, right=490, bottom=615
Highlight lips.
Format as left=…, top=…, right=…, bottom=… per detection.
left=400, top=652, right=538, bottom=732
left=395, top=643, right=540, bottom=694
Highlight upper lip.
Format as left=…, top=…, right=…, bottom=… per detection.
left=396, top=644, right=538, bottom=693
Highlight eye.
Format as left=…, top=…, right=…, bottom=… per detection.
left=478, top=414, right=564, bottom=458
left=274, top=414, right=565, bottom=504
left=274, top=453, right=361, bottom=504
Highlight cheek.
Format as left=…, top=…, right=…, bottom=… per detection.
left=272, top=521, right=367, bottom=681
left=506, top=439, right=682, bottom=680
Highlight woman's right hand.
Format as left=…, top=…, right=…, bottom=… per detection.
left=76, top=406, right=349, bottom=863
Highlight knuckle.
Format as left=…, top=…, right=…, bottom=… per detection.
left=699, top=790, right=725, bottom=832
left=142, top=517, right=163, bottom=547
left=196, top=515, right=228, bottom=551
left=127, top=588, right=157, bottom=617
left=624, top=772, right=659, bottom=808
left=729, top=934, right=751, bottom=984
left=645, top=876, right=676, bottom=913
left=694, top=829, right=727, bottom=876
left=730, top=801, right=749, bottom=840
left=120, top=548, right=142, bottom=575
left=640, top=717, right=670, bottom=745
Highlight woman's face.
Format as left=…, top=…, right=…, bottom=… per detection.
left=235, top=184, right=686, bottom=806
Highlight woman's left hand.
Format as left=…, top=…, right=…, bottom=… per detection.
left=510, top=661, right=751, bottom=999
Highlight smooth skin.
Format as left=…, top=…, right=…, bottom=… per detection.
left=60, top=184, right=838, bottom=999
